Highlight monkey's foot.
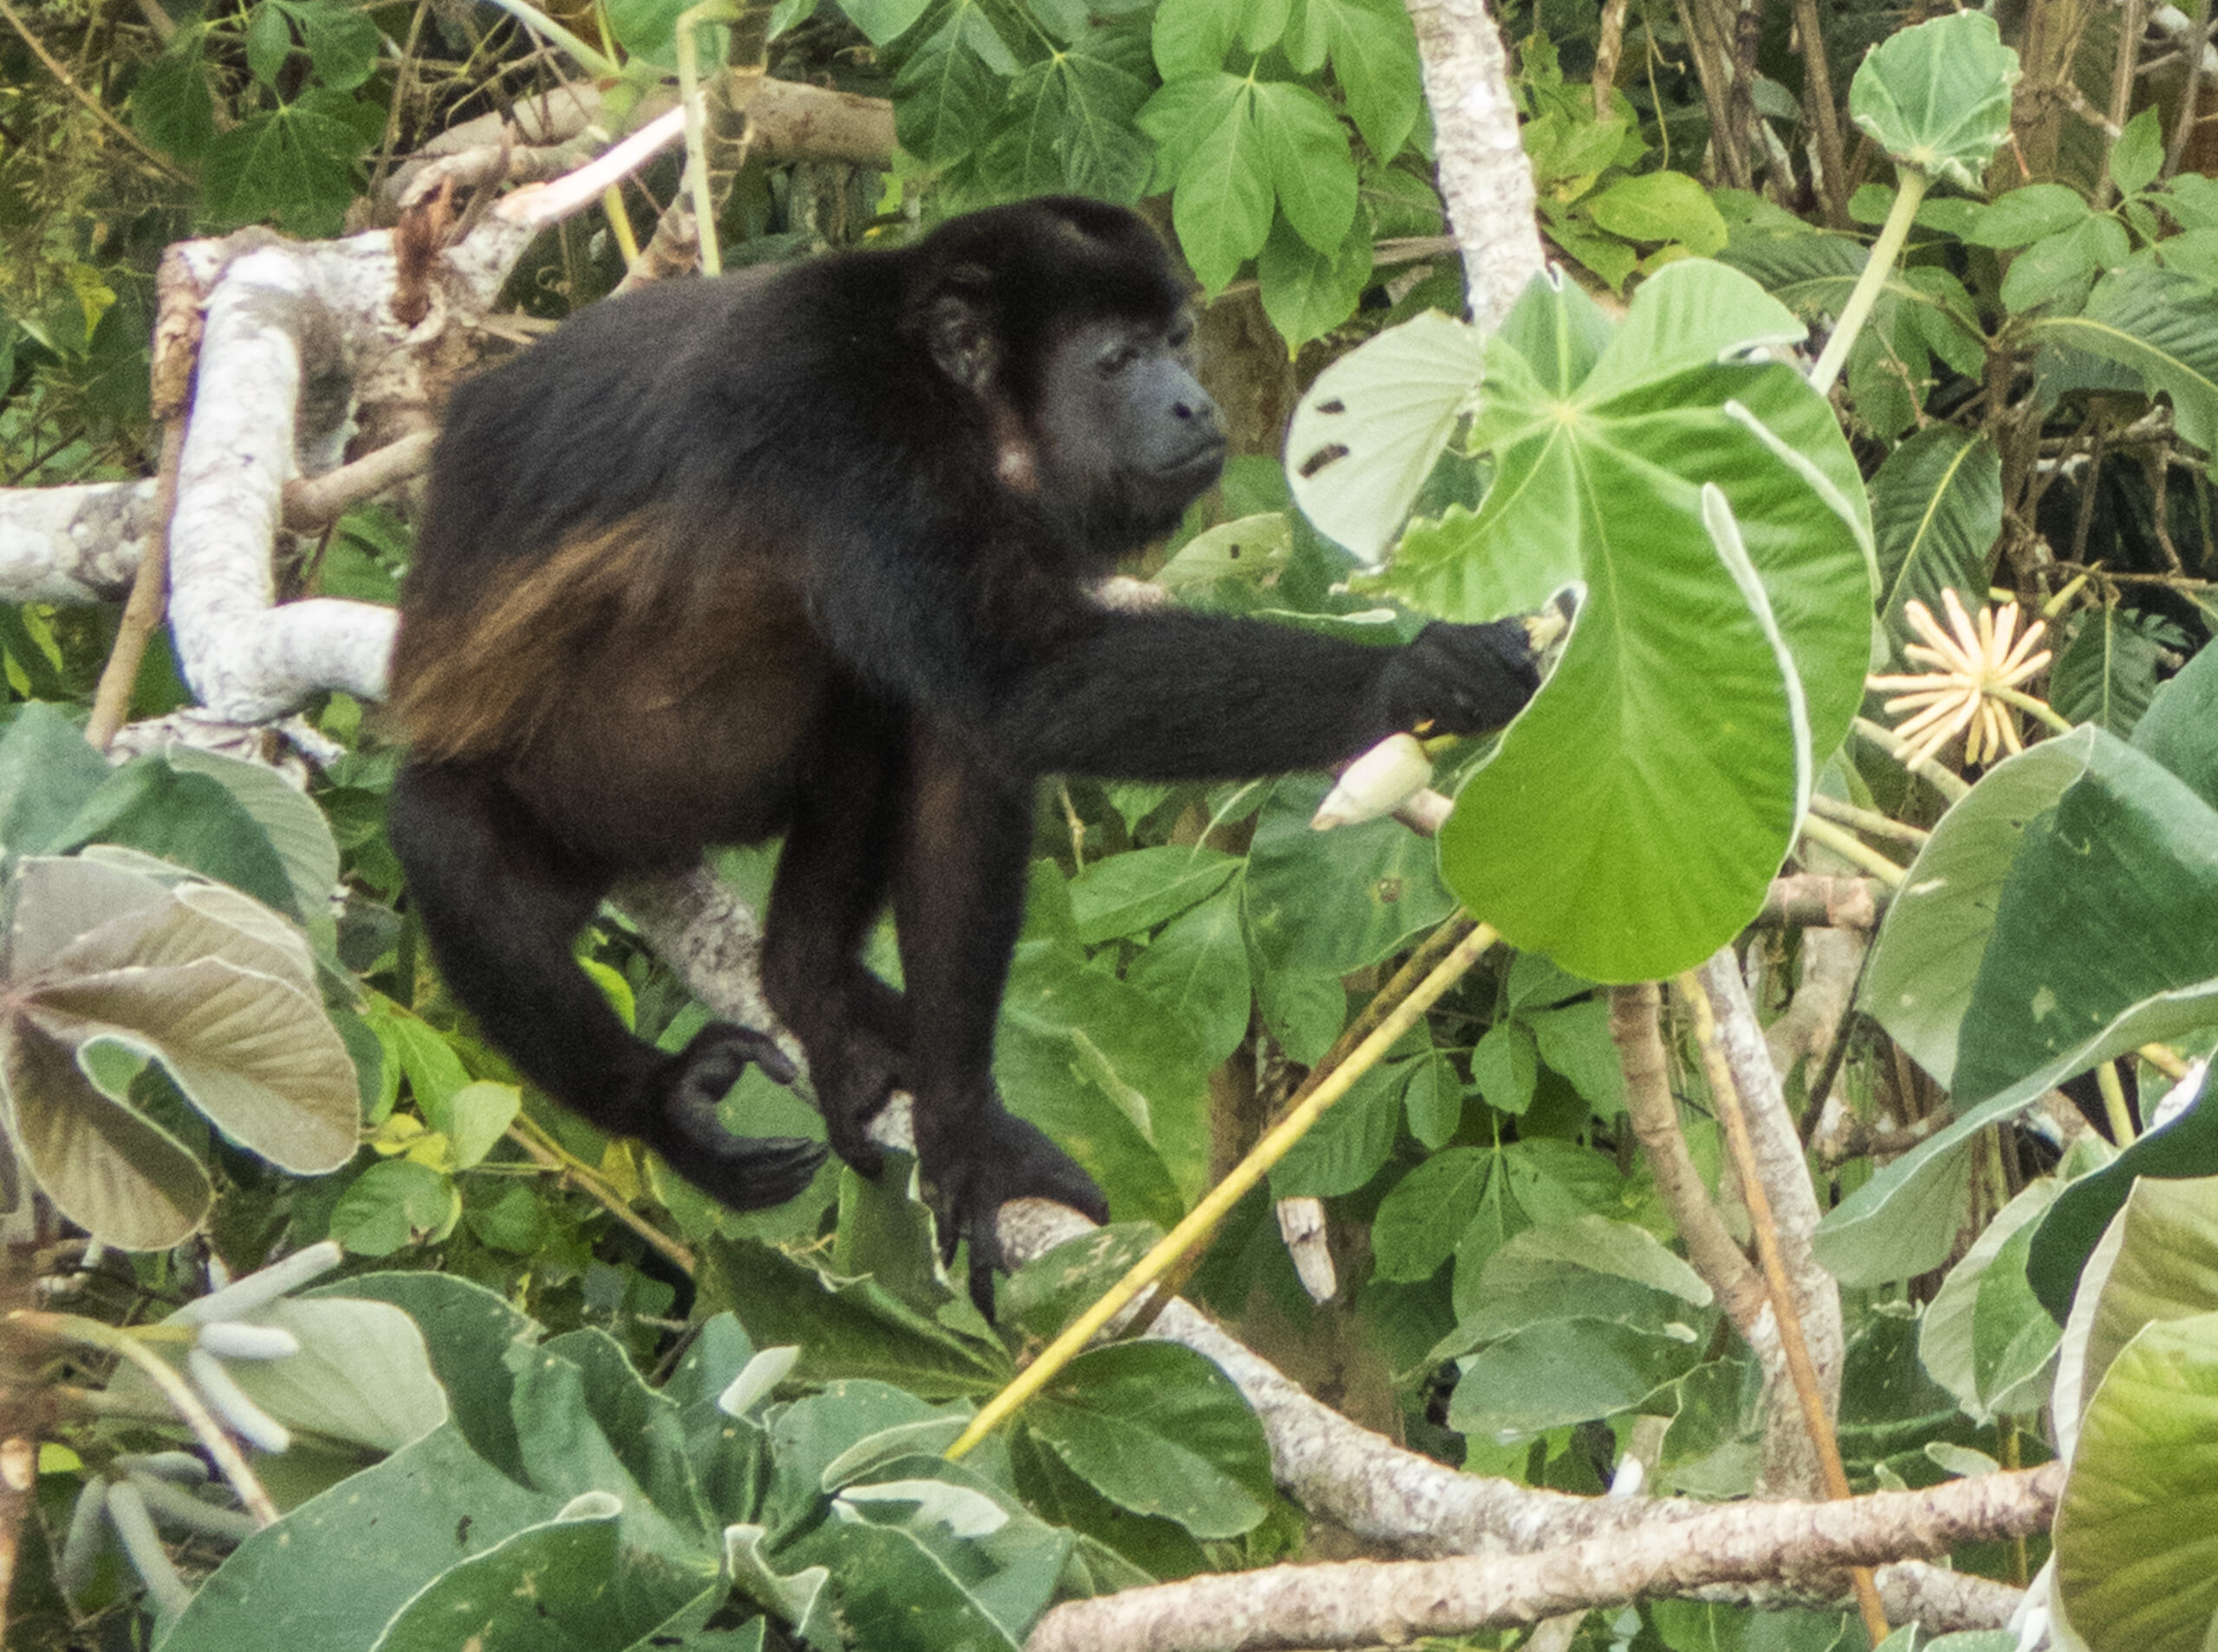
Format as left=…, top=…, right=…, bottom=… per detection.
left=918, top=1104, right=1108, bottom=1317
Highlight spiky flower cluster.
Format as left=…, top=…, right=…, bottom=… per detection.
left=1868, top=589, right=2053, bottom=768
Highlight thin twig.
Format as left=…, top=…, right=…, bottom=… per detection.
left=1806, top=794, right=1929, bottom=849
left=1594, top=0, right=1631, bottom=120
left=2165, top=0, right=2212, bottom=179
left=127, top=0, right=173, bottom=42
left=0, top=0, right=191, bottom=183
left=7, top=1312, right=277, bottom=1526
left=1791, top=0, right=1849, bottom=226
left=2149, top=453, right=2186, bottom=573
left=85, top=421, right=182, bottom=751
left=2049, top=561, right=2214, bottom=591
left=369, top=0, right=431, bottom=196
left=1676, top=972, right=1889, bottom=1647
left=503, top=1119, right=697, bottom=1273
left=2099, top=0, right=2146, bottom=204
left=1851, top=716, right=1971, bottom=803
left=1799, top=815, right=1906, bottom=887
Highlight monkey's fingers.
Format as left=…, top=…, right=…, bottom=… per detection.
left=1403, top=619, right=1540, bottom=734
left=923, top=1105, right=1109, bottom=1318
left=658, top=1120, right=827, bottom=1211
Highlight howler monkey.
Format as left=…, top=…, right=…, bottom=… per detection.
left=387, top=197, right=1539, bottom=1307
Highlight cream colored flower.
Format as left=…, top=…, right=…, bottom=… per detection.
left=1312, top=733, right=1433, bottom=829
left=1868, top=589, right=2053, bottom=768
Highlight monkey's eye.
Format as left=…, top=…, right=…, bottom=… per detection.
left=1166, top=319, right=1194, bottom=350
left=1097, top=343, right=1140, bottom=376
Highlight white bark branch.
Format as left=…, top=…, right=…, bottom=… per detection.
left=1401, top=0, right=1547, bottom=330
left=166, top=246, right=395, bottom=721
left=1023, top=1467, right=2059, bottom=1652
left=1697, top=949, right=1845, bottom=1499
left=0, top=480, right=152, bottom=602
left=45, top=120, right=685, bottom=732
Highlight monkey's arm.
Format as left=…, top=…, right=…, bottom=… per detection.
left=970, top=607, right=1540, bottom=781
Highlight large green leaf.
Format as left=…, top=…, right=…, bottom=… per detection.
left=2054, top=1312, right=2218, bottom=1652
left=1000, top=926, right=1212, bottom=1217
left=2048, top=606, right=2170, bottom=739
left=165, top=747, right=341, bottom=934
left=1125, top=886, right=1252, bottom=1067
left=1955, top=733, right=2218, bottom=1104
left=1302, top=264, right=1871, bottom=980
left=316, top=1271, right=540, bottom=1480
left=369, top=1506, right=717, bottom=1652
left=0, top=1014, right=211, bottom=1249
left=2132, top=637, right=2218, bottom=811
left=1371, top=1145, right=1493, bottom=1281
left=1441, top=1215, right=1712, bottom=1358
left=1067, top=846, right=1237, bottom=944
left=706, top=1239, right=1009, bottom=1398
left=56, top=758, right=296, bottom=916
left=1859, top=735, right=2092, bottom=1087
left=892, top=13, right=1004, bottom=168
left=1920, top=1179, right=2063, bottom=1421
left=155, top=1425, right=558, bottom=1652
left=106, top=1295, right=446, bottom=1455
left=1448, top=1317, right=1702, bottom=1437
left=775, top=1493, right=1028, bottom=1652
left=0, top=855, right=356, bottom=1246
left=1281, top=308, right=1490, bottom=565
left=1869, top=425, right=2001, bottom=659
left=826, top=1454, right=1071, bottom=1645
left=1256, top=215, right=1374, bottom=352
left=1282, top=0, right=1417, bottom=160
left=2051, top=1176, right=2218, bottom=1458
left=1242, top=776, right=1454, bottom=976
left=1020, top=1342, right=1272, bottom=1539
left=2033, top=267, right=2218, bottom=454
left=2029, top=1095, right=2218, bottom=1321
left=198, top=89, right=378, bottom=237
left=1141, top=75, right=1271, bottom=290
left=1845, top=10, right=2020, bottom=189
left=1439, top=483, right=1807, bottom=981
left=987, top=39, right=1151, bottom=203
left=1248, top=81, right=1355, bottom=255
left=1820, top=733, right=2218, bottom=1283
left=0, top=703, right=109, bottom=866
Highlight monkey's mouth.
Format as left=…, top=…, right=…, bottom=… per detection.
left=1157, top=434, right=1228, bottom=490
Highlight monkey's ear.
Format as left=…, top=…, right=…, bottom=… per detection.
left=925, top=269, right=1000, bottom=393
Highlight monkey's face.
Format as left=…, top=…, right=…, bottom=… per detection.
left=1030, top=313, right=1227, bottom=550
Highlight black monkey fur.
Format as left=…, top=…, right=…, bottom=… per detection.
left=387, top=198, right=1539, bottom=1310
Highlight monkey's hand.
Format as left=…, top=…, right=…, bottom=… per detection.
left=1372, top=619, right=1541, bottom=738
left=918, top=1104, right=1110, bottom=1318
left=650, top=1022, right=827, bottom=1210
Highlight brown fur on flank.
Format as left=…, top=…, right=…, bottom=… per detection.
left=388, top=516, right=673, bottom=763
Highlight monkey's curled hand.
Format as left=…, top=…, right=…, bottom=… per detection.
left=1370, top=619, right=1543, bottom=740
left=649, top=1023, right=827, bottom=1211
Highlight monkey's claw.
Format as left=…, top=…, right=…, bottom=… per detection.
left=656, top=1022, right=824, bottom=1210
left=918, top=1104, right=1108, bottom=1317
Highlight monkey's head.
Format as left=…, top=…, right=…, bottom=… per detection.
left=911, top=198, right=1228, bottom=554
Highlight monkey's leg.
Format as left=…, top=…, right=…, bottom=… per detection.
left=762, top=689, right=912, bottom=1176
left=894, top=727, right=1109, bottom=1313
left=390, top=761, right=824, bottom=1208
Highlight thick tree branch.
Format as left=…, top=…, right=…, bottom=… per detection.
left=1023, top=1467, right=2059, bottom=1652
